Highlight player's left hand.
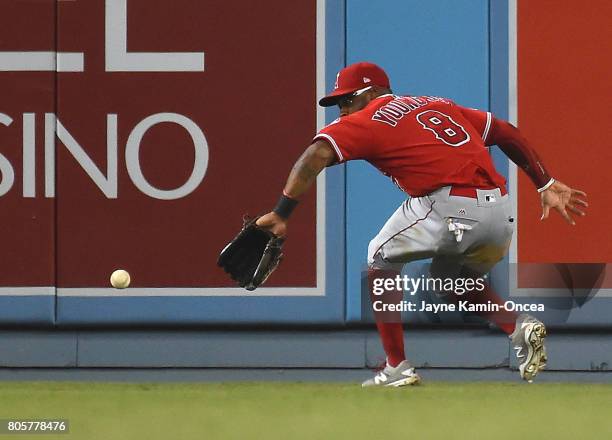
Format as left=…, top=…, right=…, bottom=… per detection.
left=540, top=180, right=588, bottom=225
left=256, top=212, right=288, bottom=238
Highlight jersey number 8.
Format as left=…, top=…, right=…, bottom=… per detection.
left=416, top=110, right=470, bottom=147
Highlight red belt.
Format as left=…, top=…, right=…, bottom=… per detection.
left=449, top=185, right=508, bottom=199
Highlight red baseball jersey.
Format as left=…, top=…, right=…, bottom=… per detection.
left=314, top=95, right=506, bottom=196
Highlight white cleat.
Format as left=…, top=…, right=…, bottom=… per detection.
left=362, top=360, right=421, bottom=388
left=510, top=314, right=547, bottom=382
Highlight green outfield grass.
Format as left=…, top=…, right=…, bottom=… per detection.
left=0, top=381, right=610, bottom=439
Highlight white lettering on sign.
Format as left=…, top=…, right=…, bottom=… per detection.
left=0, top=0, right=205, bottom=72
left=125, top=113, right=208, bottom=200
left=106, top=0, right=205, bottom=72
left=45, top=113, right=118, bottom=198
left=0, top=112, right=208, bottom=200
left=0, top=52, right=84, bottom=72
left=0, top=114, right=15, bottom=197
left=23, top=113, right=36, bottom=197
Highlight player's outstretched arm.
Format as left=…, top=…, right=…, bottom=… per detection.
left=540, top=180, right=588, bottom=226
left=487, top=117, right=588, bottom=225
left=256, top=140, right=336, bottom=237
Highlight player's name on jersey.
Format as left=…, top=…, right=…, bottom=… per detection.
left=372, top=95, right=446, bottom=127
left=372, top=300, right=545, bottom=313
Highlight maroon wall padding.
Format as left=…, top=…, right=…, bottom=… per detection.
left=0, top=1, right=56, bottom=286
left=1, top=1, right=319, bottom=289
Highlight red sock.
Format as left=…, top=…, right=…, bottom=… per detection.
left=375, top=322, right=405, bottom=367
left=472, top=283, right=517, bottom=334
left=447, top=270, right=518, bottom=335
left=368, top=269, right=406, bottom=367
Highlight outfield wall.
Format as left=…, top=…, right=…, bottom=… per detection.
left=0, top=1, right=608, bottom=331
left=1, top=328, right=612, bottom=373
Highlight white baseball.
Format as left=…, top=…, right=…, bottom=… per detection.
left=110, top=269, right=131, bottom=289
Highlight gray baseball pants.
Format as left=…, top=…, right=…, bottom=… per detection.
left=368, top=186, right=514, bottom=277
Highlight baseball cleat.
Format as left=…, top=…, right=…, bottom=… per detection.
left=510, top=314, right=547, bottom=382
left=362, top=360, right=421, bottom=388
left=539, top=345, right=547, bottom=371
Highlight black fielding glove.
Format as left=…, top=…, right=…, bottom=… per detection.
left=217, top=216, right=284, bottom=290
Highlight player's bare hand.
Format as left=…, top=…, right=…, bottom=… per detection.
left=256, top=212, right=288, bottom=238
left=540, top=180, right=588, bottom=225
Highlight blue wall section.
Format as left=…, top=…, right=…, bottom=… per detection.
left=345, top=0, right=493, bottom=321
left=57, top=295, right=343, bottom=326
left=0, top=296, right=55, bottom=325
left=488, top=0, right=511, bottom=300
left=346, top=0, right=490, bottom=104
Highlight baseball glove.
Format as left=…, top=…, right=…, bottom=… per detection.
left=217, top=216, right=284, bottom=291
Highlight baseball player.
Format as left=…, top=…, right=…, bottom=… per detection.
left=256, top=62, right=588, bottom=386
